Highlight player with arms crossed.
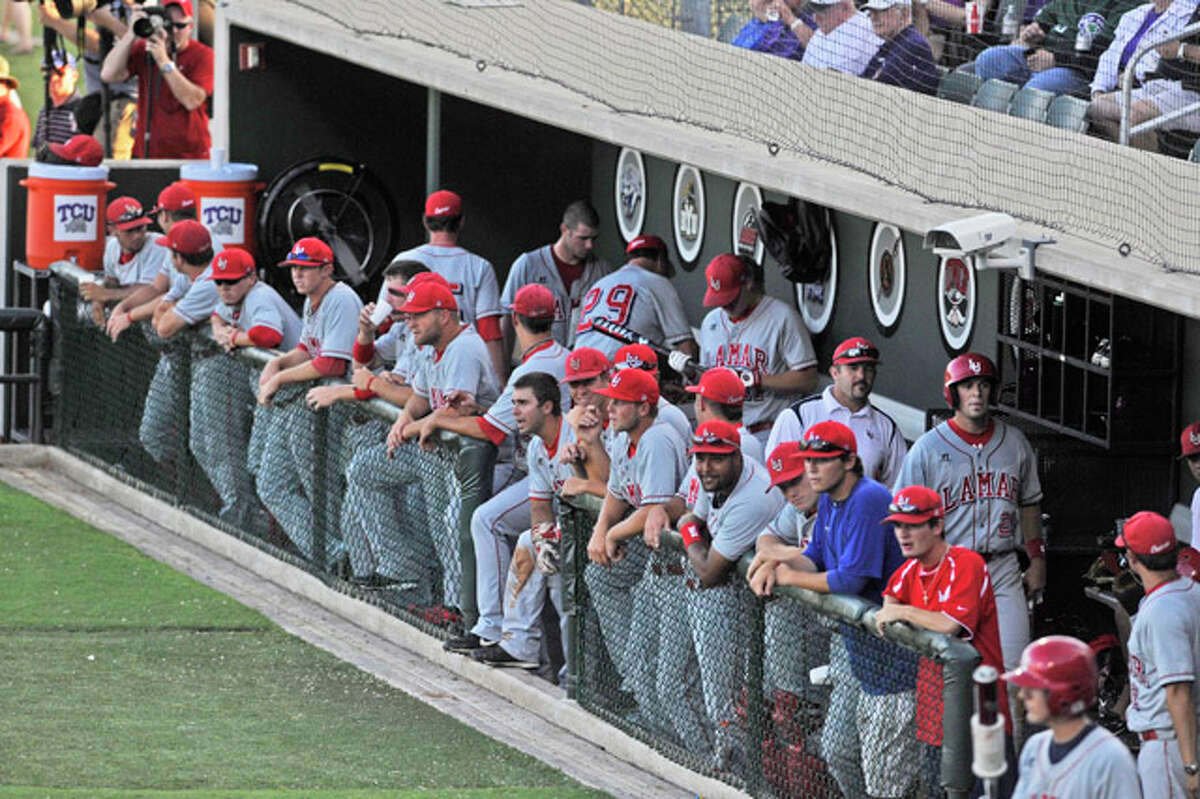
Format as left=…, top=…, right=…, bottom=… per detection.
left=1003, top=635, right=1141, bottom=799
left=573, top=234, right=698, bottom=360
left=696, top=253, right=817, bottom=446
left=1117, top=510, right=1200, bottom=799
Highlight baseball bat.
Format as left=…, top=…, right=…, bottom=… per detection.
left=589, top=318, right=704, bottom=382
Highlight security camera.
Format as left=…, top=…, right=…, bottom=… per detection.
left=922, top=213, right=1017, bottom=257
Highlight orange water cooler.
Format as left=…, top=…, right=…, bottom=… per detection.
left=179, top=150, right=265, bottom=256
left=20, top=162, right=116, bottom=271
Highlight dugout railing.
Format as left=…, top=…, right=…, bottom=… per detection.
left=47, top=261, right=980, bottom=799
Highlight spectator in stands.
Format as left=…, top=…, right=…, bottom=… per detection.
left=1087, top=0, right=1199, bottom=150
left=974, top=0, right=1139, bottom=96
left=0, top=56, right=29, bottom=158
left=101, top=0, right=213, bottom=158
left=802, top=0, right=884, bottom=74
left=915, top=0, right=992, bottom=63
left=1, top=0, right=33, bottom=55
left=82, top=197, right=168, bottom=328
left=861, top=0, right=939, bottom=94
left=732, top=0, right=816, bottom=60
left=33, top=52, right=82, bottom=151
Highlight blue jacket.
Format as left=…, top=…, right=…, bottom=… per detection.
left=731, top=17, right=813, bottom=61
left=861, top=25, right=939, bottom=95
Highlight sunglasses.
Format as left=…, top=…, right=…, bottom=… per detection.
left=839, top=345, right=879, bottom=361
left=165, top=21, right=190, bottom=31
left=386, top=287, right=409, bottom=298
left=887, top=500, right=938, bottom=515
left=798, top=437, right=845, bottom=454
left=214, top=276, right=248, bottom=286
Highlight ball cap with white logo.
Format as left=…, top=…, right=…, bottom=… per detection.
left=562, top=347, right=610, bottom=383
left=688, top=418, right=741, bottom=456
left=207, top=247, right=256, bottom=281
left=625, top=234, right=668, bottom=255
left=508, top=283, right=556, bottom=319
left=883, top=485, right=944, bottom=525
left=1115, top=510, right=1178, bottom=556
left=703, top=253, right=747, bottom=307
left=278, top=236, right=333, bottom=267
left=801, top=420, right=857, bottom=458
left=766, top=441, right=809, bottom=490
left=593, top=368, right=660, bottom=405
left=424, top=190, right=462, bottom=219
left=685, top=367, right=745, bottom=405
left=150, top=182, right=197, bottom=215
left=154, top=219, right=212, bottom=255
left=613, top=343, right=659, bottom=374
left=106, top=197, right=152, bottom=230
left=398, top=281, right=458, bottom=314
left=832, top=336, right=881, bottom=365
left=1179, top=420, right=1200, bottom=459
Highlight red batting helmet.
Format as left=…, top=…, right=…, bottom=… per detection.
left=1177, top=546, right=1200, bottom=581
left=943, top=352, right=997, bottom=409
left=1002, top=635, right=1097, bottom=717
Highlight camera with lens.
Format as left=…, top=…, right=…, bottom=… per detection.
left=132, top=6, right=168, bottom=38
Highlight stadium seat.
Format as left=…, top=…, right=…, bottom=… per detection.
left=938, top=70, right=984, bottom=104
left=955, top=61, right=977, bottom=74
left=1191, top=138, right=1200, bottom=162
left=1009, top=86, right=1055, bottom=123
left=1046, top=95, right=1090, bottom=134
left=972, top=79, right=1019, bottom=113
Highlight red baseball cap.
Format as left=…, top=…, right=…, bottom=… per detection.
left=151, top=182, right=197, bottom=214
left=1115, top=511, right=1177, bottom=556
left=208, top=247, right=256, bottom=281
left=563, top=347, right=609, bottom=383
left=766, top=442, right=808, bottom=490
left=106, top=197, right=151, bottom=230
left=883, top=486, right=944, bottom=525
left=626, top=234, right=667, bottom=255
left=689, top=419, right=741, bottom=456
left=613, top=343, right=658, bottom=374
left=509, top=284, right=556, bottom=319
left=163, top=0, right=194, bottom=18
left=48, top=134, right=102, bottom=167
left=833, top=337, right=881, bottom=365
left=703, top=254, right=747, bottom=308
left=801, top=420, right=857, bottom=458
left=279, top=237, right=333, bottom=267
left=1180, top=421, right=1200, bottom=459
left=424, top=190, right=462, bottom=218
left=154, top=219, right=211, bottom=255
left=399, top=281, right=458, bottom=314
left=593, top=368, right=659, bottom=405
left=402, top=271, right=458, bottom=292
left=685, top=367, right=745, bottom=405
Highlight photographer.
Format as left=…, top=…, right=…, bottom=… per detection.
left=100, top=0, right=211, bottom=159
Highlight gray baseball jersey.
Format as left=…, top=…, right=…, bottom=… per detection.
left=657, top=398, right=694, bottom=445
left=893, top=419, right=1042, bottom=554
left=691, top=458, right=785, bottom=561
left=573, top=263, right=693, bottom=358
left=768, top=387, right=908, bottom=486
left=166, top=265, right=220, bottom=326
left=698, top=296, right=816, bottom=428
left=1126, top=577, right=1200, bottom=732
left=215, top=281, right=303, bottom=351
left=677, top=425, right=766, bottom=506
left=607, top=417, right=689, bottom=508
left=1192, top=485, right=1200, bottom=551
left=501, top=244, right=612, bottom=345
left=482, top=341, right=571, bottom=445
left=528, top=419, right=576, bottom=509
left=390, top=243, right=502, bottom=326
left=762, top=502, right=815, bottom=547
left=300, top=282, right=362, bottom=364
left=412, top=325, right=501, bottom=411
left=1012, top=725, right=1141, bottom=799
left=103, top=235, right=169, bottom=286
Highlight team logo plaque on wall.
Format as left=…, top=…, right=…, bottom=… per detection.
left=614, top=148, right=646, bottom=243
left=938, top=254, right=977, bottom=353
left=794, top=210, right=839, bottom=335
left=868, top=223, right=906, bottom=334
left=672, top=164, right=706, bottom=269
left=731, top=182, right=764, bottom=263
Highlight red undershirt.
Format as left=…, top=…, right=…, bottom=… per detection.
left=551, top=246, right=585, bottom=293
left=948, top=418, right=995, bottom=447
left=475, top=338, right=558, bottom=444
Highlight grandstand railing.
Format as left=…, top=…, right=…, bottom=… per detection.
left=1120, top=22, right=1200, bottom=146
left=48, top=261, right=980, bottom=798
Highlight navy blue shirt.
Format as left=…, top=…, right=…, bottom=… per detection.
left=860, top=24, right=938, bottom=95
left=731, top=17, right=814, bottom=61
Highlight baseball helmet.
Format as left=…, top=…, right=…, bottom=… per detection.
left=943, top=352, right=997, bottom=409
left=1002, top=635, right=1097, bottom=717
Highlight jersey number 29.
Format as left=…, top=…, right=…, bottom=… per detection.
left=576, top=284, right=634, bottom=333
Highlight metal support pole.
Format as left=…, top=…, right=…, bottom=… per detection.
left=426, top=88, right=441, bottom=194
left=680, top=0, right=712, bottom=36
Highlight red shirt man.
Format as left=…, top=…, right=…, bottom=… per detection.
left=875, top=484, right=1010, bottom=744
left=0, top=59, right=30, bottom=159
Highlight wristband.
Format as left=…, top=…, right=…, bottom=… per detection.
left=679, top=520, right=706, bottom=549
left=1025, top=539, right=1046, bottom=560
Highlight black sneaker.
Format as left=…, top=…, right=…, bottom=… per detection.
left=471, top=644, right=538, bottom=669
left=443, top=633, right=495, bottom=654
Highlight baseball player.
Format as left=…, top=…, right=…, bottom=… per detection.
left=753, top=420, right=905, bottom=799
left=556, top=346, right=615, bottom=500
left=79, top=197, right=168, bottom=327
left=610, top=343, right=692, bottom=444
left=695, top=253, right=817, bottom=445
left=1117, top=510, right=1200, bottom=798
left=209, top=246, right=302, bottom=514
left=676, top=419, right=785, bottom=763
left=1181, top=421, right=1200, bottom=549
left=893, top=353, right=1046, bottom=682
left=431, top=285, right=569, bottom=655
left=388, top=189, right=507, bottom=381
left=1004, top=636, right=1141, bottom=799
left=875, top=484, right=1012, bottom=798
left=767, top=336, right=908, bottom=485
left=586, top=368, right=690, bottom=732
left=500, top=199, right=611, bottom=347
left=573, top=233, right=698, bottom=359
left=150, top=181, right=199, bottom=232
left=254, top=237, right=362, bottom=566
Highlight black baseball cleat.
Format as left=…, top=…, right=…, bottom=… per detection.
left=442, top=633, right=495, bottom=654
left=470, top=644, right=538, bottom=670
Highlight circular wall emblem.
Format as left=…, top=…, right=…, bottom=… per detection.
left=794, top=210, right=838, bottom=335
left=938, top=254, right=977, bottom=353
left=731, top=182, right=764, bottom=263
left=868, top=223, right=906, bottom=334
left=672, top=164, right=706, bottom=268
left=614, top=148, right=646, bottom=243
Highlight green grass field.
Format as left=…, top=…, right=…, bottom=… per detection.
left=0, top=480, right=608, bottom=798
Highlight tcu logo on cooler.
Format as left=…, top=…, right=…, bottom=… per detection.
left=201, top=197, right=246, bottom=243
left=54, top=195, right=99, bottom=241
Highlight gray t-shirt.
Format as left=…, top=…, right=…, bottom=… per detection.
left=528, top=420, right=576, bottom=511
left=215, top=281, right=302, bottom=351
left=300, top=281, right=362, bottom=362
left=501, top=244, right=612, bottom=346
left=168, top=264, right=220, bottom=325
left=607, top=417, right=688, bottom=507
left=412, top=325, right=501, bottom=411
left=103, top=235, right=169, bottom=286
left=1012, top=725, right=1141, bottom=799
left=1126, top=577, right=1200, bottom=732
left=692, top=457, right=784, bottom=561
left=573, top=263, right=693, bottom=358
left=389, top=243, right=501, bottom=326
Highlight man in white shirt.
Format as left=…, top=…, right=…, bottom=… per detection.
left=801, top=0, right=883, bottom=74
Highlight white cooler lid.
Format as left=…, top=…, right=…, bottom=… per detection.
left=180, top=162, right=259, bottom=182
left=28, top=162, right=110, bottom=181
